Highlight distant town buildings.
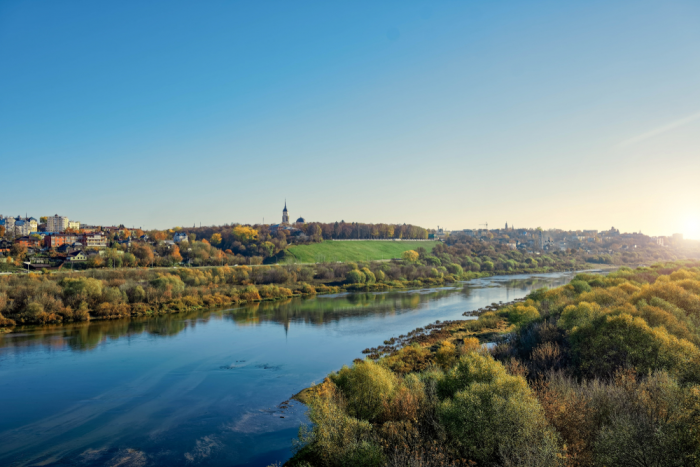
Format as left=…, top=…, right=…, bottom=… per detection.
left=47, top=214, right=70, bottom=233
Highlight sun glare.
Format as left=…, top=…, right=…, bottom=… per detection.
left=685, top=217, right=700, bottom=240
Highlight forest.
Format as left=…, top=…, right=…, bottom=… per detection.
left=287, top=260, right=700, bottom=467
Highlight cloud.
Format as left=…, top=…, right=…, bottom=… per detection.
left=617, top=111, right=700, bottom=147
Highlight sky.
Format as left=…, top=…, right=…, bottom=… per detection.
left=1, top=1, right=699, bottom=238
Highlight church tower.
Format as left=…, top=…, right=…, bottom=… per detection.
left=282, top=201, right=289, bottom=224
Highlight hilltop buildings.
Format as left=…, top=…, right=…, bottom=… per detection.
left=47, top=214, right=69, bottom=232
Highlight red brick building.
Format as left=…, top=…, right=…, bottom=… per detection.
left=44, top=234, right=80, bottom=249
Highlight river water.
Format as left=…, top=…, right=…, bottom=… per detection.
left=0, top=271, right=582, bottom=467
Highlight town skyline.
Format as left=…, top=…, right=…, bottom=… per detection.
left=0, top=206, right=688, bottom=240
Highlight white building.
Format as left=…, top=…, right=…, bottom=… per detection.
left=14, top=217, right=38, bottom=236
left=68, top=220, right=80, bottom=231
left=0, top=216, right=15, bottom=237
left=83, top=233, right=107, bottom=248
left=173, top=232, right=189, bottom=243
left=47, top=215, right=69, bottom=233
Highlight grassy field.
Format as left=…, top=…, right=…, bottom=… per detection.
left=282, top=240, right=438, bottom=264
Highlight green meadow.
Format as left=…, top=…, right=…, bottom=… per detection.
left=282, top=240, right=438, bottom=264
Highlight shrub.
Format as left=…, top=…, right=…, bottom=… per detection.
left=346, top=270, right=366, bottom=284
left=436, top=352, right=562, bottom=465
left=330, top=360, right=397, bottom=423
left=571, top=280, right=592, bottom=294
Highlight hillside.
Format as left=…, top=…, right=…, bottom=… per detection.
left=282, top=240, right=438, bottom=264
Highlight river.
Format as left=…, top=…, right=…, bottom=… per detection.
left=0, top=271, right=582, bottom=467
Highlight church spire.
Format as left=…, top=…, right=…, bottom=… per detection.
left=282, top=200, right=289, bottom=224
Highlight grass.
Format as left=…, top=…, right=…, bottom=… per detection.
left=282, top=240, right=438, bottom=264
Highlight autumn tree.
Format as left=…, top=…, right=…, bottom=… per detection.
left=232, top=226, right=258, bottom=243
left=131, top=243, right=155, bottom=267
left=170, top=245, right=183, bottom=263
left=402, top=250, right=419, bottom=262
left=210, top=233, right=222, bottom=246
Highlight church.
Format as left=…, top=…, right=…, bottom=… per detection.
left=281, top=201, right=305, bottom=226
left=270, top=201, right=306, bottom=234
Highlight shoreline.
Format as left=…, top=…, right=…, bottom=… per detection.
left=0, top=264, right=616, bottom=334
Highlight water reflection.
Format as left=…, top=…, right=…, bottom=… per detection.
left=0, top=286, right=467, bottom=353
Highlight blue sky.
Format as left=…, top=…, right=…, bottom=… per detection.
left=1, top=1, right=699, bottom=238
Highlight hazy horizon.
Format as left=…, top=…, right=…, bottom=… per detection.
left=1, top=1, right=699, bottom=238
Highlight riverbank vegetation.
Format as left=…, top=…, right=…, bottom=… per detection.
left=0, top=242, right=598, bottom=328
left=288, top=260, right=700, bottom=466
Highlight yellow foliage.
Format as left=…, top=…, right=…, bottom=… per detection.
left=232, top=226, right=258, bottom=242
left=402, top=250, right=419, bottom=262
left=435, top=341, right=458, bottom=369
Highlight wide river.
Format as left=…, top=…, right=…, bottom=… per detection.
left=0, top=271, right=583, bottom=467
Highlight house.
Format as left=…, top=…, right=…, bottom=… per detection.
left=82, top=233, right=107, bottom=249
left=29, top=255, right=53, bottom=268
left=68, top=220, right=80, bottom=230
left=0, top=239, right=12, bottom=252
left=67, top=251, right=88, bottom=262
left=15, top=236, right=41, bottom=248
left=57, top=242, right=84, bottom=254
left=173, top=232, right=188, bottom=243
left=118, top=238, right=133, bottom=248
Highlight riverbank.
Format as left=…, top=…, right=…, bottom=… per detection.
left=287, top=260, right=700, bottom=467
left=0, top=262, right=603, bottom=331
left=0, top=270, right=581, bottom=467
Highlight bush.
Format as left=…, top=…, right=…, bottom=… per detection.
left=346, top=269, right=366, bottom=284
left=330, top=360, right=397, bottom=423
left=436, top=352, right=562, bottom=465
left=571, top=280, right=592, bottom=294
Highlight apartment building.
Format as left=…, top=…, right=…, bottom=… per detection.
left=47, top=214, right=69, bottom=233
left=82, top=233, right=107, bottom=248
left=44, top=233, right=80, bottom=248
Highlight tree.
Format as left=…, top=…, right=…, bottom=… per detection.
left=40, top=216, right=48, bottom=224
left=232, top=226, right=258, bottom=243
left=210, top=233, right=222, bottom=246
left=87, top=254, right=104, bottom=268
left=0, top=226, right=5, bottom=237
left=131, top=243, right=155, bottom=267
left=402, top=250, right=419, bottom=262
left=170, top=245, right=183, bottom=263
